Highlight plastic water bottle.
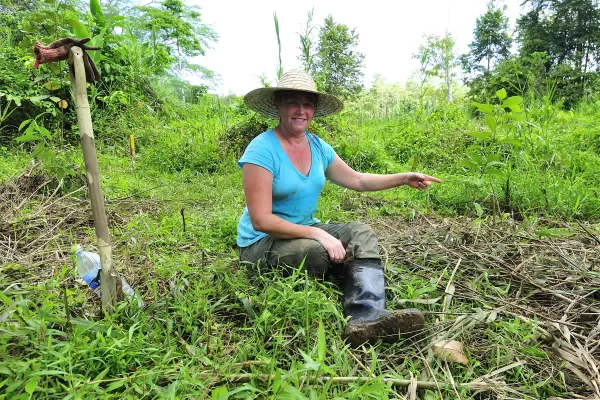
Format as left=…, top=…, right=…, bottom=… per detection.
left=74, top=245, right=143, bottom=307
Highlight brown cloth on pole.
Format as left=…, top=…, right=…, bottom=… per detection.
left=33, top=37, right=101, bottom=83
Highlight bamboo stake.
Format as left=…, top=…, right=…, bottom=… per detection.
left=68, top=46, right=117, bottom=312
left=129, top=135, right=136, bottom=167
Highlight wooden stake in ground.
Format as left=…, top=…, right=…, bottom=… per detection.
left=68, top=46, right=117, bottom=312
left=129, top=135, right=136, bottom=167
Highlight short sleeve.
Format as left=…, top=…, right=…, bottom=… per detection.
left=314, top=135, right=335, bottom=168
left=238, top=133, right=275, bottom=174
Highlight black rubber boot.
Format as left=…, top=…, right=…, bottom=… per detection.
left=342, top=259, right=425, bottom=347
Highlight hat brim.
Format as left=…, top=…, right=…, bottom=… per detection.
left=244, top=87, right=343, bottom=119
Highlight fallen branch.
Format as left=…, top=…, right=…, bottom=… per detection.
left=217, top=373, right=520, bottom=393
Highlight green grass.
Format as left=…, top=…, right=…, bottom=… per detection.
left=0, top=150, right=28, bottom=183
left=2, top=98, right=600, bottom=399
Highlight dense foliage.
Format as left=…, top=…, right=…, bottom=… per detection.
left=466, top=0, right=600, bottom=105
left=0, top=0, right=598, bottom=216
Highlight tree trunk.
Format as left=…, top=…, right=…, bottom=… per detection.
left=445, top=69, right=453, bottom=103
left=68, top=46, right=117, bottom=313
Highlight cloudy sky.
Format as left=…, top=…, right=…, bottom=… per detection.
left=191, top=0, right=524, bottom=95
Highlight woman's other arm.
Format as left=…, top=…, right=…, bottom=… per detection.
left=325, top=155, right=442, bottom=192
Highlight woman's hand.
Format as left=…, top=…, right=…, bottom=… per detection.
left=312, top=228, right=346, bottom=263
left=403, top=173, right=443, bottom=190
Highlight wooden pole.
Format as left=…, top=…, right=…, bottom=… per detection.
left=129, top=135, right=136, bottom=167
left=68, top=46, right=117, bottom=312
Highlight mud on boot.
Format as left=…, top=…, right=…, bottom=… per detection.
left=343, top=308, right=425, bottom=347
left=341, top=258, right=425, bottom=347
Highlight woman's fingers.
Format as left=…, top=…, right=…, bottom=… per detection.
left=424, top=174, right=443, bottom=183
left=336, top=242, right=346, bottom=262
left=411, top=173, right=443, bottom=190
left=330, top=241, right=345, bottom=263
left=329, top=241, right=345, bottom=263
left=316, top=231, right=345, bottom=263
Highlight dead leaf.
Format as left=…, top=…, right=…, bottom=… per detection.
left=432, top=340, right=468, bottom=364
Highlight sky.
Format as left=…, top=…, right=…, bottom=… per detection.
left=190, top=0, right=525, bottom=95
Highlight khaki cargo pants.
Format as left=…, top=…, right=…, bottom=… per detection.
left=239, top=222, right=380, bottom=277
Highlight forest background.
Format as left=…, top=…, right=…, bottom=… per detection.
left=1, top=0, right=600, bottom=399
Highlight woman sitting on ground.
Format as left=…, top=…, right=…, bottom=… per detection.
left=237, top=69, right=442, bottom=347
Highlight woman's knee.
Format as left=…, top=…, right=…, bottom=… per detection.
left=345, top=222, right=380, bottom=259
left=347, top=221, right=375, bottom=235
left=268, top=239, right=330, bottom=276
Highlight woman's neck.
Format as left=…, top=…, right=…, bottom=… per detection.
left=274, top=124, right=306, bottom=147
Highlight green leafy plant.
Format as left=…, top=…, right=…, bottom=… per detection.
left=273, top=11, right=283, bottom=80
left=15, top=119, right=75, bottom=179
left=460, top=88, right=524, bottom=217
left=298, top=8, right=316, bottom=73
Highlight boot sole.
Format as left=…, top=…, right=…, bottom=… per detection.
left=344, top=309, right=425, bottom=348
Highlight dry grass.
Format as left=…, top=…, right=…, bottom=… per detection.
left=374, top=215, right=600, bottom=398
left=0, top=166, right=164, bottom=298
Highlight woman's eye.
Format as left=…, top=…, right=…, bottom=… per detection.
left=284, top=99, right=314, bottom=109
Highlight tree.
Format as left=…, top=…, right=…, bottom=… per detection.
left=516, top=0, right=600, bottom=105
left=464, top=1, right=513, bottom=74
left=434, top=34, right=458, bottom=103
left=136, top=0, right=217, bottom=74
left=412, top=37, right=437, bottom=104
left=313, top=15, right=365, bottom=99
left=518, top=0, right=600, bottom=72
left=356, top=75, right=409, bottom=118
left=413, top=33, right=458, bottom=103
left=102, top=0, right=136, bottom=19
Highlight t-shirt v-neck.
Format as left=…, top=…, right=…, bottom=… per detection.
left=271, top=130, right=312, bottom=178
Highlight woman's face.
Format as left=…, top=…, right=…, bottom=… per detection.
left=276, top=92, right=316, bottom=136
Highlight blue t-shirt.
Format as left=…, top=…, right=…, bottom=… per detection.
left=237, top=129, right=336, bottom=247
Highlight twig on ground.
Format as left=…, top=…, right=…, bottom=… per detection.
left=471, top=360, right=527, bottom=384
left=440, top=258, right=461, bottom=323
left=173, top=331, right=196, bottom=357
left=575, top=220, right=600, bottom=246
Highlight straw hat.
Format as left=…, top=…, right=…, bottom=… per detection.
left=244, top=69, right=343, bottom=119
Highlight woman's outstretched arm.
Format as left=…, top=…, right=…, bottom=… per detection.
left=325, top=154, right=442, bottom=192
